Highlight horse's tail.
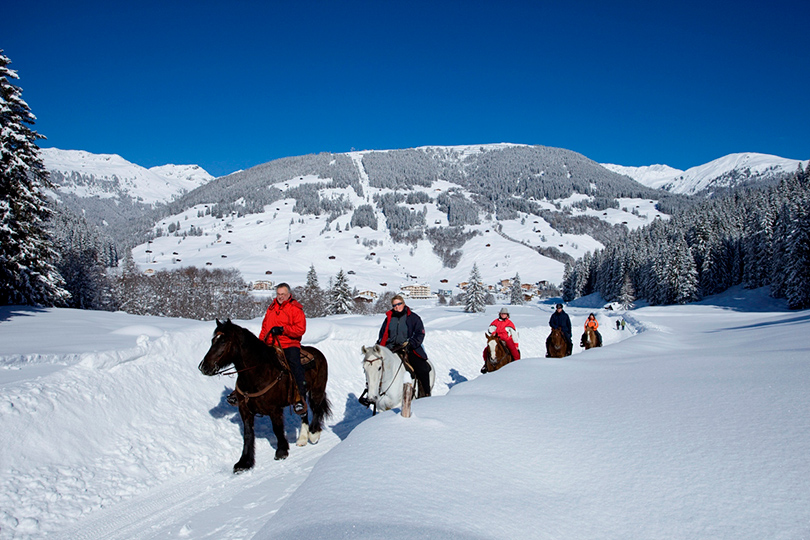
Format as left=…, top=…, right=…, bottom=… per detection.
left=307, top=353, right=332, bottom=433
left=309, top=391, right=332, bottom=432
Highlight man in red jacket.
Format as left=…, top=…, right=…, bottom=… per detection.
left=259, top=283, right=308, bottom=414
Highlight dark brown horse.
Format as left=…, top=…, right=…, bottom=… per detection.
left=482, top=333, right=515, bottom=373
left=546, top=328, right=569, bottom=358
left=581, top=328, right=601, bottom=350
left=198, top=319, right=331, bottom=473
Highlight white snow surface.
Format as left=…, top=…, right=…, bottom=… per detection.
left=40, top=148, right=214, bottom=205
left=604, top=153, right=807, bottom=195
left=1, top=287, right=809, bottom=539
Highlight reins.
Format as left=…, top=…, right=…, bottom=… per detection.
left=212, top=329, right=287, bottom=403
left=365, top=352, right=405, bottom=397
left=235, top=373, right=284, bottom=404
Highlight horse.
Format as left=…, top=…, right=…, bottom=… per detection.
left=581, top=328, right=601, bottom=350
left=546, top=328, right=569, bottom=358
left=359, top=344, right=435, bottom=414
left=482, top=333, right=514, bottom=373
left=198, top=319, right=331, bottom=473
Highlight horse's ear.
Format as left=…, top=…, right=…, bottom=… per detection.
left=226, top=318, right=232, bottom=324
left=216, top=318, right=222, bottom=328
left=361, top=345, right=367, bottom=354
left=374, top=344, right=381, bottom=353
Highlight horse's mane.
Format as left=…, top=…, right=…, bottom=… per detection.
left=220, top=319, right=285, bottom=371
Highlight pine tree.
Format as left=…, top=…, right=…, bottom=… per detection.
left=0, top=50, right=69, bottom=306
left=785, top=208, right=810, bottom=309
left=295, top=264, right=326, bottom=317
left=509, top=272, right=524, bottom=305
left=464, top=263, right=486, bottom=313
left=618, top=273, right=636, bottom=310
left=327, top=269, right=354, bottom=314
left=306, top=264, right=320, bottom=290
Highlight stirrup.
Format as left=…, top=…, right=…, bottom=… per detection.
left=293, top=401, right=306, bottom=415
left=358, top=395, right=371, bottom=407
left=226, top=391, right=238, bottom=406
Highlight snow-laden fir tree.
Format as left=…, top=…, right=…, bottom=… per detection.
left=0, top=50, right=69, bottom=306
left=784, top=206, right=810, bottom=309
left=509, top=272, right=524, bottom=305
left=294, top=264, right=326, bottom=317
left=464, top=263, right=487, bottom=313
left=618, top=272, right=636, bottom=310
left=327, top=269, right=354, bottom=314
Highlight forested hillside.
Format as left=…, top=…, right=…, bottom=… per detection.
left=563, top=164, right=810, bottom=309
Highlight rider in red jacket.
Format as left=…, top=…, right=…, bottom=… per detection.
left=482, top=307, right=521, bottom=372
left=258, top=283, right=308, bottom=414
left=581, top=312, right=603, bottom=347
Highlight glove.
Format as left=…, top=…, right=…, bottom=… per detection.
left=270, top=326, right=284, bottom=336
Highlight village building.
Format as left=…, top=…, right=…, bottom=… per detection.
left=400, top=283, right=435, bottom=299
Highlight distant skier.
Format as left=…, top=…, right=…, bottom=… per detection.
left=621, top=319, right=626, bottom=331
left=616, top=319, right=621, bottom=330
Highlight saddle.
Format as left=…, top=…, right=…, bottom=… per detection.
left=270, top=344, right=316, bottom=370
left=391, top=347, right=416, bottom=379
left=270, top=344, right=315, bottom=412
left=300, top=347, right=316, bottom=369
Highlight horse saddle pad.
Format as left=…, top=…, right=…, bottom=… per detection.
left=300, top=347, right=316, bottom=369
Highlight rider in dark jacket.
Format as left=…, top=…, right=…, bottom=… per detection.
left=377, top=295, right=431, bottom=397
left=548, top=303, right=573, bottom=355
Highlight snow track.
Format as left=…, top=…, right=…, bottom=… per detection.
left=52, top=435, right=339, bottom=540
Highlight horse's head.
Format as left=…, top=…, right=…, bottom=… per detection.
left=199, top=319, right=239, bottom=376
left=485, top=333, right=499, bottom=360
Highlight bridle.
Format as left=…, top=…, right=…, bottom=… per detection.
left=204, top=331, right=255, bottom=376
left=487, top=335, right=509, bottom=363
left=364, top=350, right=405, bottom=399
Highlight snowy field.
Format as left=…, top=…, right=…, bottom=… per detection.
left=1, top=287, right=808, bottom=539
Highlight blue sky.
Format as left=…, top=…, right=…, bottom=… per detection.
left=5, top=0, right=808, bottom=177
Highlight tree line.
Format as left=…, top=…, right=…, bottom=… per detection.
left=562, top=165, right=810, bottom=309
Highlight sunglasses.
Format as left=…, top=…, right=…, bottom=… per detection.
left=392, top=302, right=404, bottom=307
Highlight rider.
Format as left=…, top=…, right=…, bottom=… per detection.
left=548, top=303, right=572, bottom=356
left=481, top=307, right=520, bottom=372
left=377, top=294, right=431, bottom=398
left=582, top=313, right=603, bottom=347
left=258, top=283, right=308, bottom=415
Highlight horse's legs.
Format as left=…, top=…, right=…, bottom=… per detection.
left=296, top=418, right=310, bottom=447
left=269, top=407, right=289, bottom=460
left=234, top=407, right=256, bottom=473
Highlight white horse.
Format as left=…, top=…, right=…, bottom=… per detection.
left=360, top=344, right=435, bottom=413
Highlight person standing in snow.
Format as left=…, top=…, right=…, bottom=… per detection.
left=258, top=283, right=308, bottom=415
left=548, top=303, right=572, bottom=356
left=376, top=295, right=431, bottom=397
left=481, top=307, right=521, bottom=373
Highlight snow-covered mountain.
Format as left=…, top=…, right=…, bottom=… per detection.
left=40, top=148, right=214, bottom=205
left=131, top=145, right=667, bottom=294
left=600, top=163, right=684, bottom=189
left=604, top=152, right=807, bottom=196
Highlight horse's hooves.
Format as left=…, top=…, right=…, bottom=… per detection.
left=308, top=431, right=321, bottom=444
left=274, top=451, right=289, bottom=461
left=233, top=462, right=253, bottom=474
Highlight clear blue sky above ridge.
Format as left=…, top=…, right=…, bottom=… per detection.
left=5, top=0, right=808, bottom=178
